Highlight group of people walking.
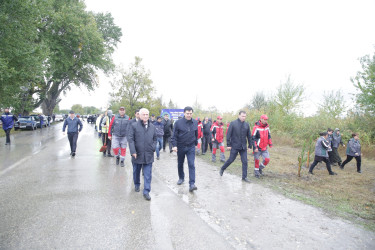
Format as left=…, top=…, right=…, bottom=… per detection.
left=1, top=106, right=364, bottom=202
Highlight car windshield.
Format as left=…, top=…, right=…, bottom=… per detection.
left=19, top=118, right=31, bottom=121
left=32, top=116, right=40, bottom=121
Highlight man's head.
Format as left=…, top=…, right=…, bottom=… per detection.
left=157, top=116, right=162, bottom=123
left=135, top=109, right=140, bottom=119
left=335, top=128, right=340, bottom=135
left=260, top=114, right=268, bottom=125
left=69, top=110, right=75, bottom=119
left=4, top=108, right=9, bottom=113
left=151, top=114, right=155, bottom=120
left=119, top=107, right=126, bottom=116
left=217, top=116, right=223, bottom=124
left=164, top=113, right=169, bottom=120
left=238, top=111, right=246, bottom=122
left=204, top=117, right=208, bottom=122
left=184, top=106, right=193, bottom=120
left=352, top=133, right=359, bottom=140
left=320, top=132, right=328, bottom=138
left=139, top=108, right=149, bottom=123
left=327, top=128, right=333, bottom=135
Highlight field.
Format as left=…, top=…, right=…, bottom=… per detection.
left=200, top=134, right=375, bottom=231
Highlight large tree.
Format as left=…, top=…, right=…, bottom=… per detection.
left=110, top=57, right=155, bottom=116
left=317, top=90, right=346, bottom=119
left=351, top=52, right=375, bottom=115
left=273, top=75, right=305, bottom=115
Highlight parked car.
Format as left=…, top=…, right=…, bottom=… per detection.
left=14, top=116, right=38, bottom=130
left=87, top=115, right=97, bottom=124
left=30, top=115, right=48, bottom=128
left=54, top=114, right=64, bottom=122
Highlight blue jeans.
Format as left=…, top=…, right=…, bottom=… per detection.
left=221, top=148, right=248, bottom=179
left=156, top=137, right=163, bottom=157
left=177, top=145, right=196, bottom=185
left=133, top=163, right=152, bottom=195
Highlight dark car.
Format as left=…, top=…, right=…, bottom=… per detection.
left=30, top=115, right=48, bottom=128
left=14, top=116, right=38, bottom=130
left=87, top=115, right=97, bottom=124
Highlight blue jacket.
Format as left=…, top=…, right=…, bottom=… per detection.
left=153, top=121, right=164, bottom=137
left=171, top=117, right=198, bottom=148
left=1, top=112, right=18, bottom=130
left=62, top=117, right=83, bottom=133
left=346, top=138, right=361, bottom=156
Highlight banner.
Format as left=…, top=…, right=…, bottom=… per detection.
left=161, top=109, right=184, bottom=121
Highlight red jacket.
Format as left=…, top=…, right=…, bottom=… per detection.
left=252, top=120, right=272, bottom=151
left=211, top=122, right=224, bottom=143
left=197, top=121, right=203, bottom=139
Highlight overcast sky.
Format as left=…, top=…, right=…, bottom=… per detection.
left=59, top=0, right=375, bottom=115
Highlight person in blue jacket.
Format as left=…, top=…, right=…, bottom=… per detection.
left=1, top=108, right=18, bottom=145
left=340, top=133, right=362, bottom=173
left=62, top=110, right=83, bottom=157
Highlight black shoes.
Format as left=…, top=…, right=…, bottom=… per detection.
left=143, top=193, right=151, bottom=201
left=357, top=170, right=362, bottom=173
left=107, top=154, right=114, bottom=157
left=329, top=172, right=337, bottom=175
left=242, top=177, right=251, bottom=183
left=177, top=179, right=184, bottom=185
left=254, top=170, right=260, bottom=178
left=219, top=168, right=224, bottom=176
left=120, top=160, right=125, bottom=167
left=135, top=186, right=140, bottom=192
left=116, top=157, right=120, bottom=165
left=103, top=153, right=106, bottom=157
left=189, top=185, right=198, bottom=192
left=157, top=157, right=160, bottom=160
left=71, top=152, right=76, bottom=157
left=308, top=171, right=314, bottom=175
left=340, top=165, right=344, bottom=170
left=170, top=150, right=173, bottom=153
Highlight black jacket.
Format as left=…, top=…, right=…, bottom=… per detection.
left=171, top=117, right=198, bottom=148
left=202, top=121, right=212, bottom=136
left=128, top=120, right=157, bottom=164
left=162, top=118, right=173, bottom=137
left=226, top=118, right=252, bottom=150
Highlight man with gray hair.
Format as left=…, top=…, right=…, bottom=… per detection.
left=128, top=108, right=157, bottom=201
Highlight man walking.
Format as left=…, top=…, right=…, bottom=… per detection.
left=1, top=108, right=18, bottom=145
left=309, top=132, right=337, bottom=175
left=196, top=118, right=203, bottom=155
left=252, top=114, right=273, bottom=178
left=162, top=113, right=173, bottom=153
left=153, top=116, right=164, bottom=160
left=202, top=117, right=212, bottom=155
left=211, top=116, right=226, bottom=163
left=101, top=110, right=114, bottom=157
left=128, top=108, right=157, bottom=201
left=62, top=110, right=83, bottom=157
left=172, top=106, right=198, bottom=192
left=332, top=128, right=345, bottom=167
left=219, top=111, right=252, bottom=182
left=108, top=107, right=130, bottom=167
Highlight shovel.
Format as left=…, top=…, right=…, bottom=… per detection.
left=99, top=134, right=107, bottom=152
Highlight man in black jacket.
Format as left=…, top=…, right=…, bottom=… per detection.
left=202, top=117, right=212, bottom=155
left=162, top=113, right=173, bottom=153
left=172, top=106, right=198, bottom=192
left=219, top=111, right=252, bottom=182
left=128, top=108, right=157, bottom=201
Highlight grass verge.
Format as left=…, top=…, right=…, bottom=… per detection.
left=198, top=140, right=375, bottom=231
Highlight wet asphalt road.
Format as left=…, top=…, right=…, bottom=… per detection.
left=1, top=122, right=374, bottom=249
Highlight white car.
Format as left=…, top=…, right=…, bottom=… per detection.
left=54, top=114, right=64, bottom=121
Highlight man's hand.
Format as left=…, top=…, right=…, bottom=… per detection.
left=212, top=138, right=215, bottom=142
left=269, top=144, right=273, bottom=148
left=355, top=153, right=359, bottom=156
left=227, top=147, right=231, bottom=151
left=132, top=154, right=137, bottom=159
left=108, top=136, right=112, bottom=140
left=343, top=144, right=346, bottom=147
left=254, top=148, right=259, bottom=153
left=172, top=147, right=178, bottom=152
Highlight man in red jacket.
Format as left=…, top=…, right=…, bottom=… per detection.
left=211, top=116, right=226, bottom=163
left=252, top=114, right=272, bottom=178
left=196, top=118, right=203, bottom=155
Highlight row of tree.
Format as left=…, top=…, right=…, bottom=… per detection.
left=0, top=0, right=122, bottom=115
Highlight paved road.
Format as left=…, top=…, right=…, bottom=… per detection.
left=1, top=123, right=374, bottom=249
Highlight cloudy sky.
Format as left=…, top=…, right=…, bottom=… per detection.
left=59, top=0, right=375, bottom=115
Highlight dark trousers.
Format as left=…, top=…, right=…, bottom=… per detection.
left=67, top=132, right=78, bottom=153
left=177, top=145, right=196, bottom=185
left=4, top=128, right=11, bottom=143
left=221, top=148, right=248, bottom=179
left=101, top=133, right=112, bottom=155
left=341, top=155, right=361, bottom=171
left=202, top=134, right=212, bottom=153
left=330, top=147, right=342, bottom=165
left=163, top=135, right=172, bottom=151
left=309, top=155, right=333, bottom=173
left=133, top=163, right=152, bottom=194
